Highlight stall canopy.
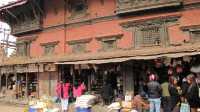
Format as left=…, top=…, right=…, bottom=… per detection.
left=55, top=51, right=200, bottom=65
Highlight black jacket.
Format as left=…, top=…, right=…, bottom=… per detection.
left=147, top=81, right=162, bottom=98
left=186, top=83, right=200, bottom=108
left=169, top=84, right=180, bottom=109
left=101, top=84, right=113, bottom=99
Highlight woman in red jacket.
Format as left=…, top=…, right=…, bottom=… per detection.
left=56, top=80, right=70, bottom=112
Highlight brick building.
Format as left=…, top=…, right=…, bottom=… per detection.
left=0, top=0, right=200, bottom=100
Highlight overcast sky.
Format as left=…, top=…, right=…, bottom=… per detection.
left=0, top=0, right=17, bottom=57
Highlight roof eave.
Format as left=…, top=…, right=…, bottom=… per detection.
left=0, top=0, right=27, bottom=11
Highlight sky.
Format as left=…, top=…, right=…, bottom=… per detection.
left=0, top=0, right=17, bottom=57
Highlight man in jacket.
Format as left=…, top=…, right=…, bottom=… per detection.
left=147, top=74, right=162, bottom=112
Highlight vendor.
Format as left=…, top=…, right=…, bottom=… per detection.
left=56, top=80, right=70, bottom=112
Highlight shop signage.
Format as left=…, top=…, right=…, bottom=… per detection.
left=44, top=64, right=56, bottom=72
left=15, top=65, right=28, bottom=73
left=28, top=64, right=44, bottom=72
left=0, top=66, right=14, bottom=74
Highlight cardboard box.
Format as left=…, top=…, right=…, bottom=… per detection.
left=122, top=101, right=132, bottom=109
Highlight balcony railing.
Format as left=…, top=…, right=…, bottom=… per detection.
left=11, top=19, right=42, bottom=35
left=116, top=0, right=182, bottom=14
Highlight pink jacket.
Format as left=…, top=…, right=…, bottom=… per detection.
left=73, top=83, right=86, bottom=97
left=56, top=83, right=70, bottom=99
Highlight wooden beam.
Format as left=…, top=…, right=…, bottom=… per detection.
left=14, top=72, right=17, bottom=99
left=0, top=74, right=1, bottom=91
left=37, top=64, right=39, bottom=98
left=32, top=0, right=44, bottom=15
left=6, top=9, right=19, bottom=22
left=5, top=74, right=8, bottom=90
left=30, top=2, right=38, bottom=19
left=25, top=72, right=28, bottom=98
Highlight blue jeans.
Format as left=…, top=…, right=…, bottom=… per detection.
left=149, top=98, right=161, bottom=112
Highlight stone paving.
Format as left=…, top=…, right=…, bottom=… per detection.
left=0, top=102, right=24, bottom=112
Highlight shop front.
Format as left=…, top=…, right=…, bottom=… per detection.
left=56, top=48, right=200, bottom=105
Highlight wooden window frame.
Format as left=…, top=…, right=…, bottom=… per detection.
left=68, top=0, right=88, bottom=19
left=120, top=16, right=180, bottom=49
left=190, top=29, right=200, bottom=42
left=16, top=41, right=30, bottom=57
left=67, top=38, right=92, bottom=54
left=181, top=26, right=200, bottom=43
left=41, top=41, right=59, bottom=56
left=96, top=34, right=122, bottom=51
left=139, top=25, right=162, bottom=47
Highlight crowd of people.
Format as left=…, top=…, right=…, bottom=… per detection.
left=139, top=64, right=200, bottom=112
left=55, top=58, right=200, bottom=112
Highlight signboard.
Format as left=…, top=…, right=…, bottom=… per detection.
left=14, top=65, right=28, bottom=73
left=28, top=64, right=44, bottom=73
left=44, top=64, right=56, bottom=72
left=0, top=66, right=14, bottom=74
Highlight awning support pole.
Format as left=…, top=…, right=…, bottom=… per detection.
left=25, top=72, right=28, bottom=99
left=0, top=74, right=1, bottom=91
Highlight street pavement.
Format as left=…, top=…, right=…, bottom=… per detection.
left=0, top=102, right=24, bottom=112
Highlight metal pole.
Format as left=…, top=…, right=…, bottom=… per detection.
left=6, top=74, right=8, bottom=90
left=37, top=63, right=39, bottom=98
left=25, top=72, right=28, bottom=99
left=49, top=72, right=51, bottom=96
left=0, top=74, right=1, bottom=91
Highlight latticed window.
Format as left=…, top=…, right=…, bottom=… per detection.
left=141, top=26, right=161, bottom=47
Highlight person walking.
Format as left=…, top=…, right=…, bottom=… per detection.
left=161, top=80, right=171, bottom=112
left=169, top=76, right=181, bottom=112
left=147, top=74, right=162, bottom=112
left=186, top=74, right=200, bottom=112
left=56, top=80, right=70, bottom=112
left=101, top=81, right=114, bottom=105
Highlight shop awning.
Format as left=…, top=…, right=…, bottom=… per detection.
left=55, top=51, right=200, bottom=65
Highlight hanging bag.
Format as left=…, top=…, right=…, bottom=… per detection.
left=180, top=102, right=190, bottom=112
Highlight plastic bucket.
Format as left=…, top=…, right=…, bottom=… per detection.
left=76, top=107, right=91, bottom=112
left=29, top=107, right=37, bottom=112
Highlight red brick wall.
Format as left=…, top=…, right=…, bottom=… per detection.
left=24, top=0, right=200, bottom=57
left=39, top=72, right=58, bottom=97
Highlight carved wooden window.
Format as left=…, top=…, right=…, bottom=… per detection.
left=17, top=42, right=30, bottom=56
left=69, top=0, right=87, bottom=17
left=191, top=30, right=200, bottom=41
left=133, top=22, right=169, bottom=48
left=116, top=0, right=182, bottom=14
left=41, top=42, right=58, bottom=55
left=72, top=43, right=87, bottom=53
left=44, top=45, right=55, bottom=55
left=181, top=26, right=200, bottom=43
left=96, top=35, right=122, bottom=51
left=141, top=26, right=161, bottom=47
left=67, top=38, right=91, bottom=54
left=102, top=39, right=117, bottom=51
